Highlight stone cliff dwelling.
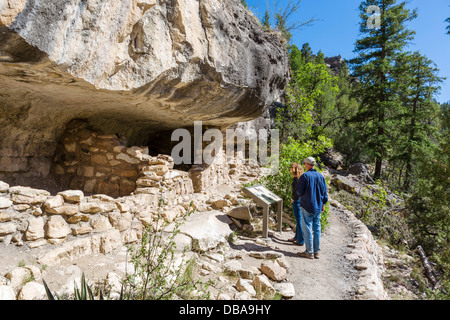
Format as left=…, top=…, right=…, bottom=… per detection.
left=0, top=0, right=289, bottom=195
left=0, top=0, right=289, bottom=249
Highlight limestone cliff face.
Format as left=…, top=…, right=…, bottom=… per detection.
left=0, top=0, right=289, bottom=188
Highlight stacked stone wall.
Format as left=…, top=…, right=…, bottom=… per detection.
left=0, top=174, right=194, bottom=253
left=53, top=120, right=147, bottom=197
left=0, top=119, right=196, bottom=253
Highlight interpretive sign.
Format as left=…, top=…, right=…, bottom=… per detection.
left=243, top=185, right=283, bottom=239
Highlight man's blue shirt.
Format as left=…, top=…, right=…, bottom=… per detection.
left=296, top=169, right=328, bottom=214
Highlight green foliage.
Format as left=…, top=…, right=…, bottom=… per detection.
left=361, top=180, right=412, bottom=246
left=43, top=205, right=211, bottom=301
left=121, top=213, right=211, bottom=300
left=385, top=51, right=444, bottom=191
left=281, top=43, right=361, bottom=161
left=257, top=1, right=315, bottom=45
left=405, top=109, right=450, bottom=291
left=259, top=137, right=331, bottom=231
left=261, top=10, right=271, bottom=31
left=275, top=47, right=340, bottom=144
left=74, top=273, right=99, bottom=300
left=258, top=0, right=448, bottom=299
left=43, top=272, right=104, bottom=300
left=349, top=0, right=418, bottom=179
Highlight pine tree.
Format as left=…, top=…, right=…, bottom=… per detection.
left=349, top=0, right=417, bottom=179
left=446, top=17, right=450, bottom=34
left=391, top=52, right=443, bottom=190
left=300, top=43, right=314, bottom=63
left=406, top=107, right=450, bottom=285
left=261, top=10, right=271, bottom=31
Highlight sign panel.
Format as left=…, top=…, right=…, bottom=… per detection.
left=243, top=185, right=282, bottom=205
left=243, top=185, right=283, bottom=239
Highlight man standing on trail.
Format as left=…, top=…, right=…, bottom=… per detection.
left=296, top=157, right=328, bottom=259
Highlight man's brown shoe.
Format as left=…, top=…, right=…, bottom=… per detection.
left=298, top=251, right=314, bottom=259
left=314, top=252, right=320, bottom=259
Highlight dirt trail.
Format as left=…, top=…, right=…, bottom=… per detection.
left=279, top=206, right=358, bottom=299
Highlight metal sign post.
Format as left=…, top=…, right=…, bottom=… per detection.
left=243, top=185, right=283, bottom=239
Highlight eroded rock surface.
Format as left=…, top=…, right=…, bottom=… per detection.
left=0, top=0, right=289, bottom=188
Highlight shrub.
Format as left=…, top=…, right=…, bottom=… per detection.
left=258, top=137, right=331, bottom=231
left=120, top=213, right=211, bottom=300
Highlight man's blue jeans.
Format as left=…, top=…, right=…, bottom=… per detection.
left=300, top=207, right=321, bottom=254
left=292, top=199, right=304, bottom=244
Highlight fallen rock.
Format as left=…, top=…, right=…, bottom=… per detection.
left=223, top=260, right=256, bottom=280
left=175, top=211, right=233, bottom=252
left=251, top=275, right=275, bottom=296
left=236, top=278, right=256, bottom=296
left=211, top=199, right=231, bottom=210
left=227, top=206, right=252, bottom=221
left=0, top=285, right=15, bottom=300
left=260, top=260, right=287, bottom=282
left=249, top=250, right=284, bottom=260
left=5, top=267, right=31, bottom=291
left=17, top=282, right=46, bottom=300
left=273, top=282, right=295, bottom=299
left=319, top=148, right=344, bottom=169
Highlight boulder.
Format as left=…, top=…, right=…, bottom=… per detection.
left=175, top=210, right=233, bottom=252
left=5, top=267, right=31, bottom=290
left=236, top=278, right=256, bottom=296
left=348, top=163, right=375, bottom=183
left=273, top=282, right=295, bottom=299
left=0, top=285, right=15, bottom=300
left=251, top=274, right=275, bottom=296
left=211, top=199, right=231, bottom=210
left=17, top=282, right=46, bottom=300
left=260, top=260, right=287, bottom=282
left=227, top=206, right=252, bottom=221
left=319, top=148, right=344, bottom=169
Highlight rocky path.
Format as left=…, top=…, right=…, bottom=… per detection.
left=280, top=206, right=358, bottom=300
left=215, top=203, right=358, bottom=300
left=0, top=176, right=387, bottom=300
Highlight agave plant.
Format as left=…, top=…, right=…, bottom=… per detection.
left=43, top=272, right=104, bottom=300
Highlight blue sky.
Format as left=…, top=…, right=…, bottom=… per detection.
left=246, top=0, right=450, bottom=104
